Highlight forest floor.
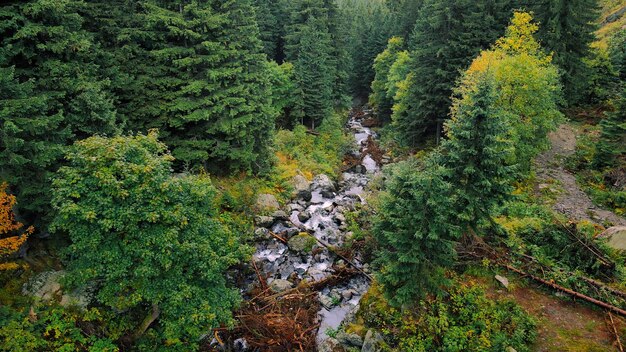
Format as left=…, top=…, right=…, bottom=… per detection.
left=534, top=123, right=626, bottom=226
left=482, top=274, right=622, bottom=352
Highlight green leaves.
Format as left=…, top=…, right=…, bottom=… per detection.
left=51, top=133, right=248, bottom=342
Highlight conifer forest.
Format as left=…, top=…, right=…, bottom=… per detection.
left=2, top=0, right=626, bottom=351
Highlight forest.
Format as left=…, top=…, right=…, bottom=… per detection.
left=0, top=0, right=625, bottom=351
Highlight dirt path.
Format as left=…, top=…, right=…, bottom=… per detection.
left=534, top=124, right=626, bottom=226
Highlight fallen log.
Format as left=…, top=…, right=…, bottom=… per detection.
left=503, top=264, right=626, bottom=318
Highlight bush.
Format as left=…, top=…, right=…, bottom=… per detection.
left=358, top=280, right=536, bottom=352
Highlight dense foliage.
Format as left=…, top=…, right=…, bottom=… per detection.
left=358, top=281, right=537, bottom=351
left=51, top=133, right=248, bottom=344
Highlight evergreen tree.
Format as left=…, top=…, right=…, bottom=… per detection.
left=291, top=16, right=334, bottom=128
left=370, top=36, right=405, bottom=122
left=374, top=76, right=515, bottom=305
left=385, top=0, right=423, bottom=40
left=527, top=0, right=599, bottom=105
left=85, top=0, right=275, bottom=173
left=594, top=87, right=626, bottom=168
left=51, top=133, right=248, bottom=343
left=0, top=0, right=118, bottom=225
left=392, top=0, right=513, bottom=146
left=253, top=0, right=282, bottom=61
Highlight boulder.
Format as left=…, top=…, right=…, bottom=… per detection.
left=601, top=226, right=626, bottom=251
left=288, top=233, right=317, bottom=253
left=312, top=174, right=336, bottom=192
left=233, top=338, right=249, bottom=352
left=318, top=338, right=341, bottom=352
left=254, top=215, right=275, bottom=228
left=253, top=227, right=271, bottom=240
left=297, top=189, right=313, bottom=202
left=298, top=211, right=311, bottom=223
left=256, top=193, right=280, bottom=212
left=292, top=175, right=311, bottom=193
left=269, top=279, right=293, bottom=293
left=361, top=330, right=384, bottom=352
left=23, top=270, right=93, bottom=309
left=337, top=330, right=363, bottom=348
left=272, top=210, right=289, bottom=221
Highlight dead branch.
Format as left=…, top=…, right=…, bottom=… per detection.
left=608, top=312, right=624, bottom=352
left=503, top=264, right=626, bottom=317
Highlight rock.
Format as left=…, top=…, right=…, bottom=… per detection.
left=254, top=215, right=275, bottom=228
left=337, top=330, right=363, bottom=348
left=506, top=347, right=517, bottom=352
left=233, top=338, right=249, bottom=352
left=319, top=294, right=336, bottom=310
left=298, top=211, right=311, bottom=223
left=288, top=203, right=304, bottom=212
left=256, top=193, right=280, bottom=212
left=318, top=338, right=341, bottom=352
left=600, top=226, right=626, bottom=251
left=321, top=190, right=335, bottom=199
left=253, top=227, right=270, bottom=240
left=288, top=233, right=317, bottom=253
left=269, top=279, right=293, bottom=293
left=272, top=210, right=289, bottom=221
left=297, top=189, right=313, bottom=202
left=292, top=175, right=310, bottom=192
left=23, top=270, right=93, bottom=309
left=361, top=330, right=384, bottom=352
left=312, top=174, right=336, bottom=192
left=342, top=290, right=353, bottom=301
left=495, top=275, right=509, bottom=289
left=23, top=271, right=64, bottom=301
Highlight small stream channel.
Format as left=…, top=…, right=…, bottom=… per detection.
left=251, top=108, right=381, bottom=346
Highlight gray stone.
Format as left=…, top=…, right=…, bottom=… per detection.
left=318, top=338, right=341, bottom=352
left=495, top=275, right=509, bottom=289
left=23, top=270, right=93, bottom=309
left=297, top=189, right=312, bottom=202
left=269, top=279, right=293, bottom=293
left=272, top=210, right=289, bottom=221
left=253, top=227, right=271, bottom=240
left=256, top=193, right=280, bottom=212
left=361, top=330, right=384, bottom=352
left=288, top=233, right=317, bottom=253
left=233, top=338, right=249, bottom=352
left=601, top=226, right=626, bottom=251
left=255, top=216, right=275, bottom=228
left=342, top=290, right=354, bottom=301
left=337, top=330, right=363, bottom=347
left=298, top=210, right=311, bottom=223
left=506, top=347, right=517, bottom=352
left=319, top=294, right=336, bottom=310
left=321, top=190, right=335, bottom=199
left=312, top=174, right=336, bottom=192
left=288, top=203, right=304, bottom=212
left=292, top=175, right=310, bottom=192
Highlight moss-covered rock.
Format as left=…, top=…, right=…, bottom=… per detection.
left=288, top=233, right=317, bottom=253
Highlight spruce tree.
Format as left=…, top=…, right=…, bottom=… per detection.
left=392, top=0, right=513, bottom=146
left=291, top=16, right=334, bottom=128
left=594, top=87, right=626, bottom=168
left=527, top=0, right=599, bottom=105
left=0, top=0, right=118, bottom=225
left=374, top=76, right=515, bottom=305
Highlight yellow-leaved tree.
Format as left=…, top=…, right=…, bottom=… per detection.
left=461, top=11, right=563, bottom=173
left=0, top=182, right=33, bottom=271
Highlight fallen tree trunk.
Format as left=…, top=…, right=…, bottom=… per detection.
left=503, top=264, right=626, bottom=317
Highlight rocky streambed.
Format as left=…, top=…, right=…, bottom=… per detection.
left=246, top=109, right=383, bottom=351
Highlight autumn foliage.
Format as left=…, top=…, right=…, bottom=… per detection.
left=0, top=182, right=33, bottom=271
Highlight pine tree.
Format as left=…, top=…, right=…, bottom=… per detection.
left=527, top=0, right=599, bottom=105
left=374, top=76, right=515, bottom=305
left=0, top=0, right=118, bottom=225
left=291, top=16, right=334, bottom=128
left=253, top=0, right=282, bottom=60
left=392, top=0, right=513, bottom=146
left=594, top=87, right=626, bottom=168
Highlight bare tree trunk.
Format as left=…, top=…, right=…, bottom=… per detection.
left=133, top=304, right=160, bottom=340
